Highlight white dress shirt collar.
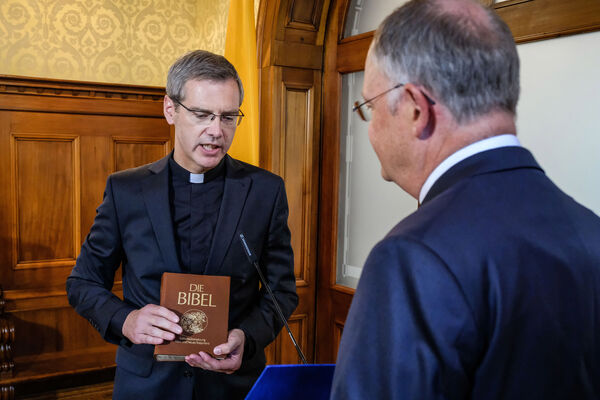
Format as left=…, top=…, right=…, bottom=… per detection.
left=419, top=134, right=521, bottom=204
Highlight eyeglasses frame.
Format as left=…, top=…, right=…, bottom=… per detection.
left=172, top=98, right=245, bottom=127
left=352, top=83, right=436, bottom=122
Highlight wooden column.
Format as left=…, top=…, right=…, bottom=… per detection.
left=0, top=288, right=15, bottom=400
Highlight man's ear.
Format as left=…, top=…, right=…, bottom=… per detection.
left=163, top=95, right=176, bottom=125
left=403, top=84, right=435, bottom=140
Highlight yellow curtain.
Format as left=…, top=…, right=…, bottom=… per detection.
left=224, top=0, right=259, bottom=166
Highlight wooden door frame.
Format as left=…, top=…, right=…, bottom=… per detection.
left=256, top=0, right=329, bottom=364
left=315, top=0, right=355, bottom=364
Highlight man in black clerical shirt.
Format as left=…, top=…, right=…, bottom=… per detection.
left=169, top=156, right=225, bottom=274
left=66, top=50, right=298, bottom=400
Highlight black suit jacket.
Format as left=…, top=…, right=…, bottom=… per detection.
left=67, top=154, right=297, bottom=399
left=331, top=146, right=600, bottom=399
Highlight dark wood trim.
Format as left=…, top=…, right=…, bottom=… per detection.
left=0, top=75, right=164, bottom=98
left=1, top=288, right=15, bottom=399
left=496, top=0, right=600, bottom=43
left=4, top=285, right=122, bottom=314
left=315, top=0, right=350, bottom=364
left=286, top=0, right=325, bottom=31
left=334, top=0, right=600, bottom=79
left=273, top=41, right=324, bottom=69
left=337, top=32, right=372, bottom=73
left=3, top=346, right=116, bottom=386
left=257, top=0, right=325, bottom=365
left=0, top=76, right=164, bottom=117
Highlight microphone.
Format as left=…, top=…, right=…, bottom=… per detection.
left=239, top=233, right=308, bottom=364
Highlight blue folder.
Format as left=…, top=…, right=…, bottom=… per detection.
left=245, top=364, right=335, bottom=400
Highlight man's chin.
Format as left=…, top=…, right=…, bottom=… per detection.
left=192, top=154, right=224, bottom=173
left=381, top=168, right=393, bottom=182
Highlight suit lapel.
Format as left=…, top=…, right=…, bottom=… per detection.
left=423, top=146, right=543, bottom=204
left=142, top=155, right=180, bottom=270
left=205, top=156, right=251, bottom=274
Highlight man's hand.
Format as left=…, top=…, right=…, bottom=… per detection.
left=185, top=328, right=245, bottom=374
left=122, top=304, right=182, bottom=345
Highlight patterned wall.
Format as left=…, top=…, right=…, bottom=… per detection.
left=0, top=0, right=231, bottom=86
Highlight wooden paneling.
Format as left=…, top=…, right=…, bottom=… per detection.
left=261, top=66, right=321, bottom=364
left=333, top=319, right=344, bottom=361
left=273, top=41, right=324, bottom=69
left=18, top=379, right=113, bottom=399
left=494, top=0, right=600, bottom=42
left=11, top=135, right=80, bottom=270
left=278, top=0, right=328, bottom=44
left=281, top=316, right=308, bottom=364
left=258, top=0, right=326, bottom=365
left=315, top=0, right=349, bottom=364
left=113, top=138, right=170, bottom=172
left=280, top=73, right=316, bottom=287
left=337, top=32, right=372, bottom=74
left=288, top=0, right=324, bottom=29
left=0, top=76, right=171, bottom=397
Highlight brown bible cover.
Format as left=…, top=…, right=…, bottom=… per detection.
left=154, top=272, right=230, bottom=361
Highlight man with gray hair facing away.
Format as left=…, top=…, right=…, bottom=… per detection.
left=330, top=0, right=600, bottom=398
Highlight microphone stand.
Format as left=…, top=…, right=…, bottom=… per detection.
left=239, top=233, right=308, bottom=364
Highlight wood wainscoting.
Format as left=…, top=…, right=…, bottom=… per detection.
left=0, top=75, right=172, bottom=398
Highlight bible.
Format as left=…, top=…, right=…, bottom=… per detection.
left=154, top=272, right=230, bottom=361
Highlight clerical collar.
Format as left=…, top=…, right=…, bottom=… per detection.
left=169, top=156, right=226, bottom=183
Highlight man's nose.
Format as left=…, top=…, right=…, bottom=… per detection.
left=205, top=116, right=224, bottom=136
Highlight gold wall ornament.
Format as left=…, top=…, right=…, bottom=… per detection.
left=0, top=0, right=231, bottom=86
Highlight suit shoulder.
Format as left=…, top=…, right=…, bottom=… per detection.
left=373, top=231, right=440, bottom=261
left=108, top=157, right=166, bottom=183
left=228, top=156, right=284, bottom=184
left=110, top=165, right=148, bottom=180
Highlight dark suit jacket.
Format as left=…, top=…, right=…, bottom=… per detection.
left=67, top=154, right=297, bottom=400
left=331, top=146, right=600, bottom=399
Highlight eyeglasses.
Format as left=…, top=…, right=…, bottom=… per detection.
left=173, top=98, right=244, bottom=127
left=353, top=83, right=436, bottom=122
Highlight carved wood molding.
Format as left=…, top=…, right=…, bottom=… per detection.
left=0, top=75, right=166, bottom=117
left=0, top=288, right=15, bottom=380
left=9, top=134, right=81, bottom=273
left=286, top=0, right=325, bottom=31
left=3, top=283, right=123, bottom=314
left=0, top=287, right=15, bottom=400
left=0, top=75, right=164, bottom=102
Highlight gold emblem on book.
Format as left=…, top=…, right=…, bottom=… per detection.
left=180, top=309, right=208, bottom=335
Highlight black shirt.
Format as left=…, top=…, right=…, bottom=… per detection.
left=169, top=156, right=225, bottom=273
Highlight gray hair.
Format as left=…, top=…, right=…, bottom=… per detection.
left=166, top=50, right=244, bottom=106
left=371, top=0, right=520, bottom=123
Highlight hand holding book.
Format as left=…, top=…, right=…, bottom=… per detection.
left=122, top=304, right=183, bottom=345
left=184, top=328, right=245, bottom=373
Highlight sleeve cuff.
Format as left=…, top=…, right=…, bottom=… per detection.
left=241, top=328, right=256, bottom=360
left=108, top=307, right=134, bottom=345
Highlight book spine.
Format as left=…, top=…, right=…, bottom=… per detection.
left=155, top=354, right=186, bottom=362
left=159, top=273, right=167, bottom=306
